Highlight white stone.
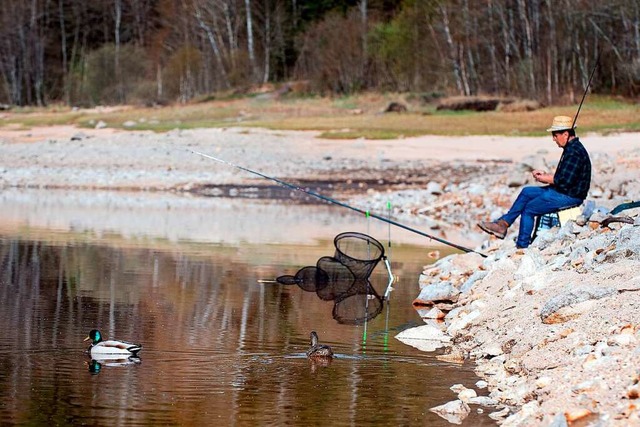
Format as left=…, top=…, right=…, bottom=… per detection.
left=430, top=399, right=471, bottom=415
left=426, top=181, right=443, bottom=195
left=535, top=376, right=552, bottom=388
left=450, top=384, right=466, bottom=393
left=420, top=307, right=445, bottom=319
left=395, top=325, right=450, bottom=352
left=488, top=406, right=510, bottom=420
left=483, top=344, right=503, bottom=357
left=470, top=299, right=487, bottom=310
left=609, top=333, right=636, bottom=347
left=414, top=282, right=460, bottom=304
left=514, top=250, right=546, bottom=280
left=447, top=309, right=482, bottom=335
left=468, top=396, right=498, bottom=407
left=395, top=324, right=448, bottom=341
left=522, top=272, right=550, bottom=292
left=458, top=388, right=478, bottom=402
left=502, top=401, right=541, bottom=426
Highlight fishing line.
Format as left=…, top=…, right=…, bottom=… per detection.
left=188, top=149, right=486, bottom=257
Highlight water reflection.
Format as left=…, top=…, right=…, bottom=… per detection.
left=87, top=357, right=142, bottom=375
left=275, top=232, right=388, bottom=325
left=0, top=190, right=494, bottom=426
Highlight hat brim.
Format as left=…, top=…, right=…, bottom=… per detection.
left=546, top=125, right=576, bottom=132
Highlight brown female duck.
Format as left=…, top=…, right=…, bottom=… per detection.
left=306, top=331, right=333, bottom=359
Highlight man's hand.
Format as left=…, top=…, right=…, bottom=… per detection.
left=532, top=169, right=553, bottom=184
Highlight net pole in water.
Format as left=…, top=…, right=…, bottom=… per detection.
left=189, top=149, right=486, bottom=257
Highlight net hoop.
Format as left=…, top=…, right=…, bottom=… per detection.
left=333, top=232, right=385, bottom=263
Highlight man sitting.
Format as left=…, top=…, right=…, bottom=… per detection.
left=478, top=115, right=592, bottom=248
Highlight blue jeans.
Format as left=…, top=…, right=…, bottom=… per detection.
left=499, top=186, right=582, bottom=248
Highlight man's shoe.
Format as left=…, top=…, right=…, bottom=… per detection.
left=477, top=220, right=509, bottom=239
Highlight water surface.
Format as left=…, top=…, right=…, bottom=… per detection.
left=0, top=189, right=494, bottom=426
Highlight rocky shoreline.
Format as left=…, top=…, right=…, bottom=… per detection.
left=394, top=145, right=640, bottom=426
left=2, top=125, right=640, bottom=426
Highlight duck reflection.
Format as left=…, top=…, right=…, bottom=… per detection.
left=86, top=356, right=142, bottom=375
left=308, top=357, right=332, bottom=373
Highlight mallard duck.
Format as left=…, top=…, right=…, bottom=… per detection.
left=84, top=329, right=142, bottom=357
left=306, top=331, right=333, bottom=359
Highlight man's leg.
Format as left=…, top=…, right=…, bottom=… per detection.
left=516, top=189, right=582, bottom=248
left=478, top=186, right=548, bottom=239
left=499, top=186, right=548, bottom=226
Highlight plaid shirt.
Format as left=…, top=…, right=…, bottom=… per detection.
left=553, top=138, right=591, bottom=200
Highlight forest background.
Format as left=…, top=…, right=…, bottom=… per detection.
left=0, top=0, right=639, bottom=108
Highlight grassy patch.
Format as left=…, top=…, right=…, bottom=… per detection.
left=1, top=93, right=638, bottom=138
left=3, top=111, right=87, bottom=127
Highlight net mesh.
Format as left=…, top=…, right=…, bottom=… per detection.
left=276, top=232, right=385, bottom=324
left=334, top=232, right=384, bottom=278
left=315, top=256, right=355, bottom=301
left=333, top=284, right=383, bottom=325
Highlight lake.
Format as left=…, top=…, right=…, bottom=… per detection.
left=0, top=189, right=494, bottom=426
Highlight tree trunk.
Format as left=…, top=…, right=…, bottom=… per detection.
left=262, top=2, right=271, bottom=84
left=544, top=0, right=557, bottom=103
left=487, top=0, right=499, bottom=94
left=114, top=0, right=123, bottom=103
left=439, top=5, right=465, bottom=95
left=462, top=0, right=477, bottom=95
left=517, top=0, right=536, bottom=95
left=635, top=1, right=640, bottom=57
left=30, top=0, right=45, bottom=106
left=59, top=0, right=69, bottom=104
left=497, top=3, right=511, bottom=92
left=194, top=2, right=230, bottom=89
left=132, top=0, right=146, bottom=45
left=156, top=63, right=163, bottom=99
left=245, top=0, right=258, bottom=82
left=221, top=0, right=236, bottom=69
left=359, top=0, right=367, bottom=80
left=458, top=44, right=471, bottom=96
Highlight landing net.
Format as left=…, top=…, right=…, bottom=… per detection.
left=276, top=232, right=386, bottom=325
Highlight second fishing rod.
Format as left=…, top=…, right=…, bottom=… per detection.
left=189, top=149, right=486, bottom=257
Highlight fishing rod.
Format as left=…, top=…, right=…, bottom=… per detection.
left=572, top=52, right=599, bottom=129
left=188, top=149, right=486, bottom=257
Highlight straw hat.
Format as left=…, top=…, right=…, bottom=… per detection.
left=546, top=115, right=576, bottom=132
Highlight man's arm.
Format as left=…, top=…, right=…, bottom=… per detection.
left=532, top=169, right=554, bottom=184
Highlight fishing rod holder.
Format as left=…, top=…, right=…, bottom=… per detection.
left=382, top=256, right=396, bottom=301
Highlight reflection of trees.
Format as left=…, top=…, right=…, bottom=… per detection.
left=0, top=237, right=474, bottom=425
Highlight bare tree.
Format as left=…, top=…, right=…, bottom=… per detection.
left=517, top=0, right=536, bottom=95
left=245, top=0, right=258, bottom=81
left=439, top=4, right=466, bottom=95
left=114, top=0, right=123, bottom=102
left=193, top=0, right=230, bottom=89
left=2, top=0, right=640, bottom=105
left=359, top=0, right=367, bottom=76
left=58, top=0, right=70, bottom=104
